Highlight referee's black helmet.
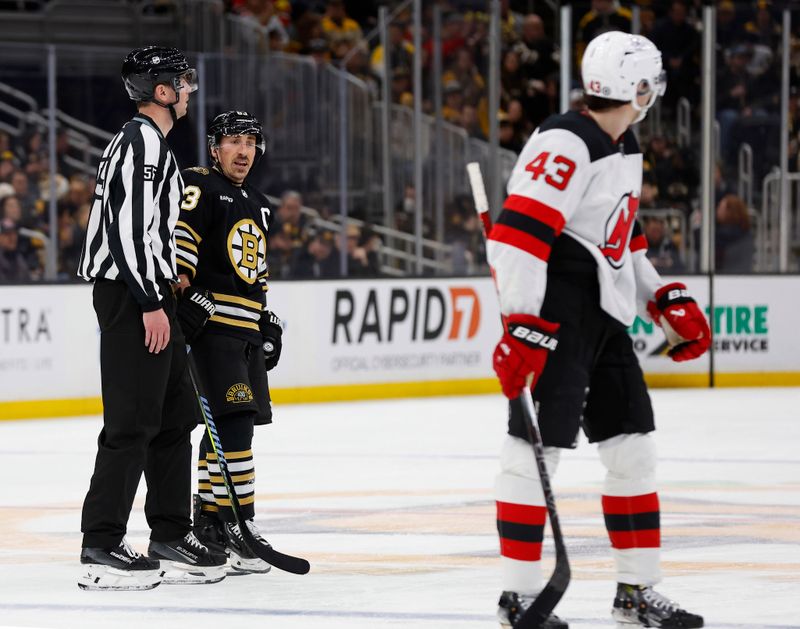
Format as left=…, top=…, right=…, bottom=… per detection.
left=121, top=46, right=198, bottom=102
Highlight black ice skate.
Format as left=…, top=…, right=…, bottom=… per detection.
left=497, top=591, right=568, bottom=628
left=78, top=538, right=163, bottom=591
left=612, top=584, right=704, bottom=628
left=148, top=532, right=228, bottom=584
left=224, top=520, right=272, bottom=574
left=192, top=495, right=226, bottom=554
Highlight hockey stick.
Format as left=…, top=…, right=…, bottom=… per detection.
left=185, top=347, right=311, bottom=575
left=466, top=162, right=570, bottom=628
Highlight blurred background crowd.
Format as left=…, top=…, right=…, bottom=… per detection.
left=1, top=0, right=798, bottom=283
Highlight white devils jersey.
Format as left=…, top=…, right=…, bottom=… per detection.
left=487, top=110, right=662, bottom=326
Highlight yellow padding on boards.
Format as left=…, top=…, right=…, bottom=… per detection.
left=3, top=373, right=800, bottom=420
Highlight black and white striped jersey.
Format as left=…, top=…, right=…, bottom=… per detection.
left=77, top=113, right=183, bottom=311
left=176, top=166, right=271, bottom=344
left=487, top=110, right=662, bottom=326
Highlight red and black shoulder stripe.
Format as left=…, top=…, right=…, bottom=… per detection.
left=489, top=194, right=566, bottom=262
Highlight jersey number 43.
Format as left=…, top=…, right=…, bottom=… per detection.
left=525, top=151, right=576, bottom=191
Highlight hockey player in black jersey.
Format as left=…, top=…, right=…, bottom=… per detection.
left=175, top=111, right=283, bottom=573
left=488, top=33, right=710, bottom=627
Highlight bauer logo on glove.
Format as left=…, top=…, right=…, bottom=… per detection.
left=509, top=322, right=559, bottom=351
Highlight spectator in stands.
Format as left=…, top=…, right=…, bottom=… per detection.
left=287, top=10, right=324, bottom=55
left=715, top=193, right=754, bottom=273
left=321, top=0, right=363, bottom=53
left=345, top=223, right=380, bottom=277
left=370, top=20, right=413, bottom=78
left=500, top=49, right=525, bottom=108
left=644, top=216, right=685, bottom=274
left=645, top=135, right=695, bottom=209
left=0, top=218, right=30, bottom=283
left=56, top=128, right=78, bottom=179
left=0, top=130, right=10, bottom=151
left=266, top=227, right=294, bottom=279
left=576, top=0, right=632, bottom=67
left=513, top=14, right=558, bottom=90
left=0, top=151, right=17, bottom=182
left=443, top=48, right=486, bottom=111
left=275, top=189, right=309, bottom=252
left=441, top=80, right=464, bottom=124
left=744, top=0, right=782, bottom=50
left=345, top=43, right=380, bottom=98
left=308, top=37, right=331, bottom=65
left=57, top=207, right=85, bottom=280
left=498, top=111, right=523, bottom=153
left=291, top=227, right=339, bottom=278
left=640, top=173, right=660, bottom=210
left=717, top=44, right=755, bottom=163
left=510, top=13, right=558, bottom=128
left=1, top=194, right=22, bottom=225
left=391, top=65, right=413, bottom=106
left=460, top=104, right=485, bottom=140
left=650, top=1, right=700, bottom=110
left=507, top=98, right=533, bottom=143
left=716, top=0, right=746, bottom=52
left=10, top=170, right=37, bottom=223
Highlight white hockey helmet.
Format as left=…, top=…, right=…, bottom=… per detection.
left=581, top=31, right=666, bottom=123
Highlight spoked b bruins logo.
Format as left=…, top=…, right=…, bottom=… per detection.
left=227, top=219, right=266, bottom=283
left=226, top=383, right=254, bottom=404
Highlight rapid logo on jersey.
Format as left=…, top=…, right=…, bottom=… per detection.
left=600, top=192, right=638, bottom=268
left=227, top=219, right=266, bottom=284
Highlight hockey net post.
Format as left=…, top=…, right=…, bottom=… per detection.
left=466, top=162, right=570, bottom=627
left=185, top=348, right=310, bottom=575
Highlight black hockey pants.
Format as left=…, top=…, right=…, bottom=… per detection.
left=81, top=279, right=198, bottom=548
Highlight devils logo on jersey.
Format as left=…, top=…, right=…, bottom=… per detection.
left=600, top=192, right=639, bottom=268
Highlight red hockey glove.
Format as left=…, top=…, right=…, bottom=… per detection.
left=493, top=314, right=560, bottom=399
left=647, top=282, right=711, bottom=362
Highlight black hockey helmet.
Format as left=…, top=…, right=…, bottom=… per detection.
left=121, top=46, right=198, bottom=103
left=207, top=111, right=266, bottom=160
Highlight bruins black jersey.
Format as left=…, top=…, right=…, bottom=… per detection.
left=176, top=166, right=271, bottom=343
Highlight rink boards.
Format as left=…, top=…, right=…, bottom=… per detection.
left=1, top=275, right=799, bottom=418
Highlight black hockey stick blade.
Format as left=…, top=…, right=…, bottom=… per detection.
left=186, top=349, right=310, bottom=575
left=514, top=388, right=570, bottom=628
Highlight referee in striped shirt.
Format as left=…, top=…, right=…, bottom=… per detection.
left=76, top=46, right=224, bottom=588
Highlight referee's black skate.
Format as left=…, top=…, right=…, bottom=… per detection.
left=224, top=520, right=272, bottom=574
left=148, top=532, right=227, bottom=584
left=78, top=538, right=163, bottom=591
left=612, top=584, right=704, bottom=628
left=497, top=591, right=568, bottom=628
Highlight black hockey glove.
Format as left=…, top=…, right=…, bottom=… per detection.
left=260, top=310, right=283, bottom=371
left=177, top=286, right=216, bottom=344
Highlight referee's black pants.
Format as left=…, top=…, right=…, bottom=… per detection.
left=81, top=280, right=198, bottom=549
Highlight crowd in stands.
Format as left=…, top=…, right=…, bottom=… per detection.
left=1, top=0, right=796, bottom=282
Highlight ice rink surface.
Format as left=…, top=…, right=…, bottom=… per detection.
left=0, top=387, right=798, bottom=629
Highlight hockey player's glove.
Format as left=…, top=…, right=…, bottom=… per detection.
left=493, top=313, right=560, bottom=399
left=647, top=282, right=711, bottom=362
left=177, top=286, right=216, bottom=344
left=260, top=310, right=283, bottom=371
